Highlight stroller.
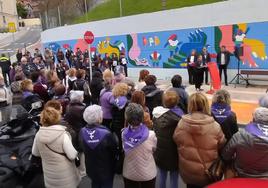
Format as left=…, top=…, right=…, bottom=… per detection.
left=0, top=105, right=44, bottom=188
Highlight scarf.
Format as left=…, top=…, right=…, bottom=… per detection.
left=245, top=122, right=268, bottom=139
left=80, top=125, right=108, bottom=150
left=211, top=103, right=232, bottom=124
left=170, top=107, right=184, bottom=117
left=122, top=123, right=149, bottom=153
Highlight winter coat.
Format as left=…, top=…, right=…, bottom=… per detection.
left=211, top=103, right=238, bottom=141
left=221, top=107, right=268, bottom=178
left=111, top=96, right=128, bottom=131
left=168, top=87, right=189, bottom=113
left=141, top=85, right=163, bottom=117
left=22, top=91, right=42, bottom=112
left=173, top=112, right=225, bottom=186
left=0, top=86, right=11, bottom=107
left=73, top=79, right=91, bottom=104
left=65, top=101, right=87, bottom=151
left=67, top=76, right=76, bottom=93
left=32, top=125, right=81, bottom=188
left=100, top=88, right=114, bottom=120
left=153, top=106, right=183, bottom=171
left=122, top=129, right=157, bottom=181
left=33, top=82, right=50, bottom=102
left=89, top=72, right=103, bottom=105
left=54, top=94, right=70, bottom=115
left=10, top=81, right=23, bottom=105
left=0, top=56, right=11, bottom=72
left=80, top=124, right=118, bottom=182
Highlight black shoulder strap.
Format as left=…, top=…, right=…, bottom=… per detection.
left=45, top=144, right=71, bottom=162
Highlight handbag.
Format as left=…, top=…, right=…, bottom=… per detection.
left=191, top=134, right=225, bottom=183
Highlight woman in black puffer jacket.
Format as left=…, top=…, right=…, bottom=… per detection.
left=152, top=91, right=184, bottom=188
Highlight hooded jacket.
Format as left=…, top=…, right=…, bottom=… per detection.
left=221, top=107, right=268, bottom=178
left=153, top=106, right=183, bottom=171
left=80, top=124, right=118, bottom=182
left=173, top=112, right=225, bottom=186
left=32, top=125, right=80, bottom=188
left=100, top=88, right=114, bottom=120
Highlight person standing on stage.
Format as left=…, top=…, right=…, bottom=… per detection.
left=193, top=55, right=205, bottom=91
left=217, top=46, right=231, bottom=86
left=186, top=49, right=198, bottom=85
left=201, top=47, right=211, bottom=85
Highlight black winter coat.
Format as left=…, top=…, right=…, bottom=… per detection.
left=142, top=85, right=163, bottom=118
left=153, top=110, right=181, bottom=171
left=213, top=111, right=238, bottom=141
left=80, top=125, right=118, bottom=182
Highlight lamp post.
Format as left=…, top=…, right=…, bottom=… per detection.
left=119, top=0, right=122, bottom=17
left=84, top=0, right=88, bottom=21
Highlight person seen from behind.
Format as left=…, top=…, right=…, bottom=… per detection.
left=173, top=92, right=225, bottom=188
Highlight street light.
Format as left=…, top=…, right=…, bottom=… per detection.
left=85, top=0, right=88, bottom=21
left=119, top=0, right=122, bottom=17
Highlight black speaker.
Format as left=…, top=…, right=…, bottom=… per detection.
left=234, top=46, right=244, bottom=60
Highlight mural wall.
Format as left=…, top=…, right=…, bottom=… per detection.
left=43, top=21, right=268, bottom=69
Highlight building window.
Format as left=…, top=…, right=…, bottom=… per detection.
left=0, top=1, right=3, bottom=12
left=3, top=16, right=6, bottom=24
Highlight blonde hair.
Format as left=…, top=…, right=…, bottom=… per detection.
left=68, top=68, right=76, bottom=77
left=103, top=69, right=114, bottom=82
left=40, top=107, right=61, bottom=126
left=212, top=89, right=231, bottom=105
left=112, top=82, right=128, bottom=97
left=163, top=91, right=179, bottom=108
left=188, top=92, right=210, bottom=115
left=20, top=79, right=33, bottom=92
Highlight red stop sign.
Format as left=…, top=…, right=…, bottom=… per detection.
left=84, top=31, right=94, bottom=44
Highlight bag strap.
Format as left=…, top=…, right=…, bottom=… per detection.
left=45, top=144, right=71, bottom=162
left=191, top=133, right=209, bottom=171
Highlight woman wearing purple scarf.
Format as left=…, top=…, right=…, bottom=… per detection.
left=222, top=107, right=268, bottom=178
left=122, top=103, right=157, bottom=188
left=211, top=89, right=238, bottom=141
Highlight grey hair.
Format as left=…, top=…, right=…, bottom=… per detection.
left=212, top=89, right=231, bottom=105
left=125, top=103, right=144, bottom=126
left=83, top=105, right=103, bottom=125
left=70, top=90, right=84, bottom=103
left=259, top=95, right=268, bottom=108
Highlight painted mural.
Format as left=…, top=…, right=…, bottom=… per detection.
left=43, top=21, right=268, bottom=69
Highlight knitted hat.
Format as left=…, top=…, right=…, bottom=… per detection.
left=253, top=107, right=268, bottom=125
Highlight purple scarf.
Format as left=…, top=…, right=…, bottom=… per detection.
left=80, top=125, right=109, bottom=149
left=211, top=103, right=232, bottom=124
left=122, top=123, right=149, bottom=153
left=114, top=96, right=128, bottom=110
left=22, top=91, right=34, bottom=99
left=245, top=122, right=268, bottom=138
left=170, top=107, right=184, bottom=117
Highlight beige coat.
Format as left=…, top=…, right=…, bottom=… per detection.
left=173, top=112, right=225, bottom=186
left=32, top=125, right=81, bottom=188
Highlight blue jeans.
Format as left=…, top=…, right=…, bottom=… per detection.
left=158, top=168, right=178, bottom=188
left=91, top=179, right=113, bottom=188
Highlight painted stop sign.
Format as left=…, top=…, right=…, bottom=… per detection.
left=84, top=31, right=94, bottom=44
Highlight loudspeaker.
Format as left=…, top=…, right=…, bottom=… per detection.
left=234, top=46, right=244, bottom=60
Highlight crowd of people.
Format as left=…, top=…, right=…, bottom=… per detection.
left=0, top=47, right=267, bottom=188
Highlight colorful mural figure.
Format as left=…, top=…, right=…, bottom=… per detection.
left=150, top=51, right=161, bottom=67
left=216, top=23, right=268, bottom=68
left=128, top=33, right=150, bottom=66
left=43, top=21, right=268, bottom=70
left=143, top=36, right=160, bottom=46
left=97, top=38, right=125, bottom=57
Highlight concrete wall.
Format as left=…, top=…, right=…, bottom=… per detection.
left=41, top=0, right=268, bottom=81
left=20, top=18, right=41, bottom=27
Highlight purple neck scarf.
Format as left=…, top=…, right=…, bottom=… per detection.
left=114, top=96, right=128, bottom=110
left=81, top=125, right=109, bottom=149
left=170, top=107, right=184, bottom=117
left=211, top=103, right=232, bottom=124
left=245, top=122, right=268, bottom=138
left=122, top=123, right=149, bottom=153
left=23, top=91, right=33, bottom=99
